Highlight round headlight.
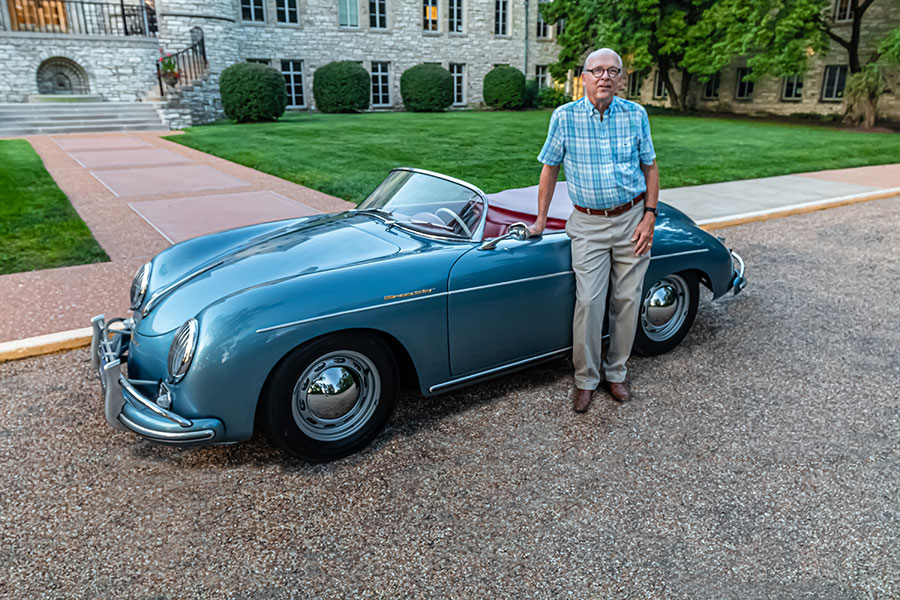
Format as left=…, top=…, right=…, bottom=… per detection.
left=130, top=262, right=151, bottom=310
left=167, top=319, right=199, bottom=383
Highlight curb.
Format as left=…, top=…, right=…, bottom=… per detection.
left=2, top=187, right=898, bottom=365
left=0, top=327, right=92, bottom=363
left=697, top=187, right=900, bottom=231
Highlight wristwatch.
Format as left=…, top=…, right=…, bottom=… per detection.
left=644, top=206, right=658, bottom=217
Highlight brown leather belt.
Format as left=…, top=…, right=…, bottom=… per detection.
left=574, top=193, right=645, bottom=217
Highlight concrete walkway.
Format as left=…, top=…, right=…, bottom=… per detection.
left=0, top=131, right=352, bottom=345
left=0, top=131, right=897, bottom=351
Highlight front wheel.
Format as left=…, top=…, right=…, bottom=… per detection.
left=633, top=271, right=699, bottom=356
left=260, top=333, right=398, bottom=461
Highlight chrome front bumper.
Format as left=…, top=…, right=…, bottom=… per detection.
left=90, top=314, right=224, bottom=444
left=730, top=250, right=747, bottom=295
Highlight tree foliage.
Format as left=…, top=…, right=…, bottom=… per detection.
left=542, top=0, right=900, bottom=120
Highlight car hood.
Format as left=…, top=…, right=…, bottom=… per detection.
left=139, top=213, right=402, bottom=335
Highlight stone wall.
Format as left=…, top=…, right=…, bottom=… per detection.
left=0, top=32, right=159, bottom=102
left=156, top=0, right=561, bottom=110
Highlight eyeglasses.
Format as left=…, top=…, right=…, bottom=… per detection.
left=584, top=66, right=622, bottom=78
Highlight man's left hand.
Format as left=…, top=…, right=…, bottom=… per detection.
left=631, top=214, right=655, bottom=256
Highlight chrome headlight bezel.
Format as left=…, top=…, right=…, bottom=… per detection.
left=167, top=319, right=199, bottom=384
left=130, top=262, right=151, bottom=310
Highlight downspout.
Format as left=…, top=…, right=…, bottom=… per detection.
left=524, top=0, right=530, bottom=76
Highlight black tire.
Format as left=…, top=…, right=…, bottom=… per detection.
left=260, top=333, right=398, bottom=461
left=633, top=271, right=700, bottom=357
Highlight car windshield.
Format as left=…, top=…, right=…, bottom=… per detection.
left=357, top=170, right=484, bottom=240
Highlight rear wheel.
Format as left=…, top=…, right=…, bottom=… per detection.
left=633, top=271, right=699, bottom=356
left=260, top=333, right=398, bottom=461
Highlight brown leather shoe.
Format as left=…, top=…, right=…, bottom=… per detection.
left=605, top=380, right=632, bottom=403
left=572, top=387, right=594, bottom=413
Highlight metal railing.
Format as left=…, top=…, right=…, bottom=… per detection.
left=156, top=27, right=208, bottom=96
left=7, top=0, right=156, bottom=36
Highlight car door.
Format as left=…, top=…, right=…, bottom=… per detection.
left=447, top=231, right=574, bottom=376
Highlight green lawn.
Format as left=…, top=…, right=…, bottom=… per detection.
left=0, top=140, right=108, bottom=275
left=169, top=110, right=900, bottom=205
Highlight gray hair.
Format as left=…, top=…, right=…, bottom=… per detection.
left=585, top=48, right=623, bottom=69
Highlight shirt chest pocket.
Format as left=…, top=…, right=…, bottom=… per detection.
left=614, top=138, right=636, bottom=163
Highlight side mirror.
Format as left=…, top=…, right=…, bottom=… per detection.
left=479, top=222, right=532, bottom=250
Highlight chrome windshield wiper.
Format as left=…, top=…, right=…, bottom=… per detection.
left=355, top=208, right=397, bottom=229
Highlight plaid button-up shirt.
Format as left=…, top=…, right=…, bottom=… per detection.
left=537, top=95, right=656, bottom=210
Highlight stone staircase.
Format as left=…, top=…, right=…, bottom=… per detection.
left=0, top=98, right=168, bottom=137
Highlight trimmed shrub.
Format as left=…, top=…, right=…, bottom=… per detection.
left=523, top=79, right=539, bottom=108
left=536, top=86, right=572, bottom=109
left=483, top=66, right=525, bottom=109
left=400, top=64, right=454, bottom=112
left=312, top=61, right=371, bottom=113
left=219, top=62, right=287, bottom=122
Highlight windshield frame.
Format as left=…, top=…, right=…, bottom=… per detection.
left=357, top=168, right=490, bottom=242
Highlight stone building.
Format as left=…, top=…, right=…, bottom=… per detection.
left=0, top=0, right=563, bottom=128
left=618, top=0, right=900, bottom=122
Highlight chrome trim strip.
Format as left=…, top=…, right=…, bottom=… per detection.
left=429, top=346, right=572, bottom=393
left=256, top=291, right=450, bottom=333
left=448, top=271, right=573, bottom=295
left=649, top=248, right=709, bottom=261
left=118, top=413, right=216, bottom=442
left=119, top=376, right=193, bottom=427
left=142, top=260, right=224, bottom=316
left=256, top=271, right=576, bottom=334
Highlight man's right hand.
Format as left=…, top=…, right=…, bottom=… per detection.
left=528, top=221, right=546, bottom=237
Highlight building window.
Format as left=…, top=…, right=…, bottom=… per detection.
left=735, top=67, right=754, bottom=99
left=573, top=66, right=584, bottom=100
left=242, top=0, right=265, bottom=22
left=246, top=58, right=270, bottom=65
left=702, top=72, right=720, bottom=99
left=339, top=0, right=358, bottom=27
left=627, top=72, right=642, bottom=97
left=833, top=0, right=852, bottom=22
left=370, top=0, right=386, bottom=28
left=782, top=74, right=803, bottom=100
left=654, top=72, right=668, bottom=99
left=556, top=18, right=565, bottom=35
left=277, top=0, right=299, bottom=23
left=423, top=0, right=438, bottom=30
left=822, top=65, right=848, bottom=101
left=448, top=0, right=463, bottom=32
left=282, top=60, right=305, bottom=107
left=495, top=0, right=507, bottom=35
left=371, top=61, right=390, bottom=105
left=536, top=0, right=549, bottom=39
left=535, top=65, right=548, bottom=89
left=449, top=63, right=465, bottom=104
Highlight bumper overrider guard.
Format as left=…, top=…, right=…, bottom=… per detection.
left=730, top=250, right=747, bottom=295
left=90, top=315, right=224, bottom=444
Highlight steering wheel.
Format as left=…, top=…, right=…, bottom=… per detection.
left=436, top=207, right=472, bottom=237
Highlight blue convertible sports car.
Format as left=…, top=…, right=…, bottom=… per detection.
left=92, top=168, right=746, bottom=461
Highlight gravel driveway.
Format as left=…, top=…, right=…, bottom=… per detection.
left=1, top=197, right=898, bottom=599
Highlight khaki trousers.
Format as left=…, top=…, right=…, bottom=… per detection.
left=565, top=203, right=650, bottom=389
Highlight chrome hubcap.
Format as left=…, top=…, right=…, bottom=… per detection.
left=292, top=351, right=380, bottom=442
left=641, top=274, right=690, bottom=342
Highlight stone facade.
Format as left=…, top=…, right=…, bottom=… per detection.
left=0, top=31, right=159, bottom=102
left=0, top=0, right=562, bottom=127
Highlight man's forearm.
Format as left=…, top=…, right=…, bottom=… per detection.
left=535, top=164, right=561, bottom=226
left=641, top=160, right=659, bottom=209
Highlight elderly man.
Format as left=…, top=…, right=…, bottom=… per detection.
left=530, top=48, right=659, bottom=412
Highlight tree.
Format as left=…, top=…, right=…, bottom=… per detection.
left=541, top=0, right=719, bottom=111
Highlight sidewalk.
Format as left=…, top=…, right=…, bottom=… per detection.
left=0, top=131, right=352, bottom=346
left=0, top=131, right=898, bottom=351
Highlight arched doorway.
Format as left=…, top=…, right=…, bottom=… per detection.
left=37, top=57, right=90, bottom=95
